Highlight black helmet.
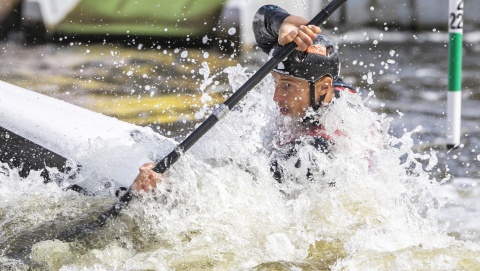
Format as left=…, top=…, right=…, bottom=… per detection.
left=270, top=34, right=339, bottom=82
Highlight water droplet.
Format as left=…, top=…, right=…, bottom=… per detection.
left=202, top=35, right=209, bottom=44
left=228, top=27, right=237, bottom=35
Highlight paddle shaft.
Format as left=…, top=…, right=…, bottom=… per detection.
left=98, top=0, right=348, bottom=223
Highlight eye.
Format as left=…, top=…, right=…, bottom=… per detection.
left=276, top=80, right=295, bottom=92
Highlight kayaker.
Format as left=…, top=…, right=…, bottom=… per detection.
left=133, top=5, right=356, bottom=192
left=254, top=5, right=356, bottom=183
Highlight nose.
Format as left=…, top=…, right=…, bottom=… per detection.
left=273, top=86, right=284, bottom=103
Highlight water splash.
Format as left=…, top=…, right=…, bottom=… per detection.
left=1, top=66, right=480, bottom=270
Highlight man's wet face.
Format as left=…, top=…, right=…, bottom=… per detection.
left=272, top=72, right=334, bottom=120
left=272, top=72, right=310, bottom=118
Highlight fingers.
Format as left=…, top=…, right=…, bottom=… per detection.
left=133, top=172, right=159, bottom=192
left=140, top=177, right=157, bottom=191
left=294, top=26, right=317, bottom=50
left=278, top=29, right=297, bottom=46
left=148, top=171, right=162, bottom=183
left=278, top=25, right=322, bottom=50
left=133, top=162, right=163, bottom=192
left=306, top=25, right=322, bottom=37
left=297, top=25, right=321, bottom=49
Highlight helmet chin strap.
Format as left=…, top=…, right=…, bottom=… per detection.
left=309, top=81, right=326, bottom=111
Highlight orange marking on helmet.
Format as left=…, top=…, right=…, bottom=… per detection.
left=306, top=45, right=327, bottom=56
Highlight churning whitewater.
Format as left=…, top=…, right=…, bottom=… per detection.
left=1, top=64, right=479, bottom=270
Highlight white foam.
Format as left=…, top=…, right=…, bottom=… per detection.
left=1, top=66, right=479, bottom=270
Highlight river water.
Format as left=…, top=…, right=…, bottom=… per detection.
left=1, top=28, right=480, bottom=270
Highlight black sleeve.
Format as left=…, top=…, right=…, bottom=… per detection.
left=252, top=5, right=290, bottom=54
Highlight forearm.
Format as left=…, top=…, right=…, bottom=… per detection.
left=252, top=5, right=290, bottom=53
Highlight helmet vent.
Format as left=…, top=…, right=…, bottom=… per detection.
left=296, top=51, right=307, bottom=62
left=326, top=45, right=335, bottom=56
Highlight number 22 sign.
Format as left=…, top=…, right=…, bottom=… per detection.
left=449, top=0, right=464, bottom=33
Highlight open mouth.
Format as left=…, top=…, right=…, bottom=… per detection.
left=279, top=107, right=289, bottom=115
